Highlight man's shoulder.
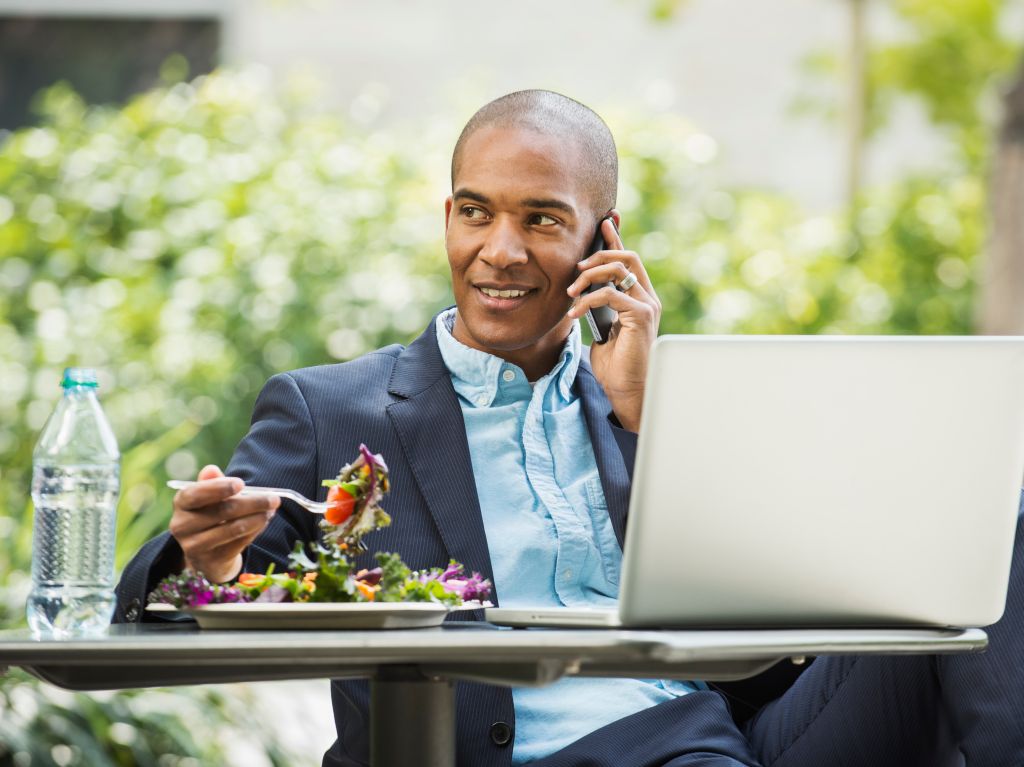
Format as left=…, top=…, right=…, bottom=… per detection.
left=289, top=343, right=404, bottom=375
left=276, top=344, right=406, bottom=392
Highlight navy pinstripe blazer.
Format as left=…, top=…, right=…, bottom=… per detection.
left=113, top=317, right=644, bottom=766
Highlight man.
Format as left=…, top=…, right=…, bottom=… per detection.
left=116, top=90, right=1024, bottom=766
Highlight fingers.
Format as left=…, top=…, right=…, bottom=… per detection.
left=567, top=253, right=660, bottom=315
left=568, top=260, right=640, bottom=296
left=171, top=495, right=277, bottom=582
left=569, top=230, right=655, bottom=303
left=565, top=222, right=662, bottom=330
left=566, top=285, right=657, bottom=325
left=600, top=216, right=624, bottom=251
left=170, top=492, right=280, bottom=540
left=169, top=469, right=280, bottom=583
left=197, top=464, right=224, bottom=481
left=573, top=254, right=655, bottom=297
left=180, top=508, right=273, bottom=560
left=174, top=475, right=244, bottom=511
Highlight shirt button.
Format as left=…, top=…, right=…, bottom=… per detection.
left=490, top=721, right=513, bottom=746
left=502, top=369, right=515, bottom=382
left=476, top=395, right=488, bottom=406
left=563, top=569, right=573, bottom=580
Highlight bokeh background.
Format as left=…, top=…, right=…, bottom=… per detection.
left=1, top=0, right=1023, bottom=764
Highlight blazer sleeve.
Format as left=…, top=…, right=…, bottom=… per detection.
left=226, top=371, right=323, bottom=574
left=113, top=371, right=323, bottom=624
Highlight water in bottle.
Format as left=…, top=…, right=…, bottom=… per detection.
left=27, top=367, right=120, bottom=637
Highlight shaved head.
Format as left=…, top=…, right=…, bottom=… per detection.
left=451, top=90, right=618, bottom=218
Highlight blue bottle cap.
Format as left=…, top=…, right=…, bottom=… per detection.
left=61, top=368, right=99, bottom=388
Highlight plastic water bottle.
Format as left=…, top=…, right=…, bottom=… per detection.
left=27, top=368, right=120, bottom=637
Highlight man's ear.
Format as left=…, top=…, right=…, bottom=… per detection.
left=444, top=196, right=454, bottom=236
left=609, top=209, right=622, bottom=231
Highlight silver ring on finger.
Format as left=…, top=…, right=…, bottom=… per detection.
left=617, top=271, right=639, bottom=292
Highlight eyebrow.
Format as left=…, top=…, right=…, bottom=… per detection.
left=453, top=188, right=577, bottom=217
left=521, top=197, right=576, bottom=216
left=452, top=188, right=491, bottom=206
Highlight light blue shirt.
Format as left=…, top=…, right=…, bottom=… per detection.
left=435, top=309, right=696, bottom=764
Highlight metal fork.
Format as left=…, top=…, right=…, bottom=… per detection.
left=166, top=480, right=329, bottom=514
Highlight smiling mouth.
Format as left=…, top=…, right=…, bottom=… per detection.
left=478, top=287, right=530, bottom=299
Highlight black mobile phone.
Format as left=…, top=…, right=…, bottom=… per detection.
left=581, top=217, right=617, bottom=344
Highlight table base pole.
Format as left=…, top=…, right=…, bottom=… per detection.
left=371, top=666, right=455, bottom=767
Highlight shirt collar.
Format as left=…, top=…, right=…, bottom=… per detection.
left=435, top=307, right=581, bottom=407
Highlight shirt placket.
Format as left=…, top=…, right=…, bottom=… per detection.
left=521, top=376, right=592, bottom=606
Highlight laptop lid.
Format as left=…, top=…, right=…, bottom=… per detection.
left=618, top=336, right=1024, bottom=628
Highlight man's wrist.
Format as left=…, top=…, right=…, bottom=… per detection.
left=184, top=553, right=244, bottom=584
left=603, top=386, right=644, bottom=433
left=609, top=396, right=643, bottom=433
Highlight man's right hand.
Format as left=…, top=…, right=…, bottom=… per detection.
left=168, top=464, right=280, bottom=583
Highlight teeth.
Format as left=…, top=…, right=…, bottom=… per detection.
left=481, top=287, right=527, bottom=298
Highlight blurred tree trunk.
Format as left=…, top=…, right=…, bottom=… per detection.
left=980, top=56, right=1024, bottom=334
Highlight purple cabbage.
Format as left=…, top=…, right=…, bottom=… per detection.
left=421, top=562, right=492, bottom=603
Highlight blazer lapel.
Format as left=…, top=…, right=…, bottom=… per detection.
left=385, top=321, right=497, bottom=591
left=576, top=359, right=632, bottom=549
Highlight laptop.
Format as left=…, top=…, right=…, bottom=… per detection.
left=485, top=336, right=1024, bottom=629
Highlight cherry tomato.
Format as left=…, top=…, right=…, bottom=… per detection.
left=325, top=485, right=356, bottom=525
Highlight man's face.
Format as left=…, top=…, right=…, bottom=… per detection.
left=445, top=126, right=598, bottom=377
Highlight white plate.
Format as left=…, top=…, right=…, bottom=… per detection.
left=147, top=601, right=449, bottom=630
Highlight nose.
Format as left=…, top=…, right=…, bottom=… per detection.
left=479, top=218, right=528, bottom=268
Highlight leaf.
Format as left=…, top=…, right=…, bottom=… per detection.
left=287, top=542, right=319, bottom=572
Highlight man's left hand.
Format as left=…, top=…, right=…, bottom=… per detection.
left=567, top=216, right=661, bottom=432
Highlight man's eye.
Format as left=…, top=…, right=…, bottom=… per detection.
left=462, top=206, right=487, bottom=219
left=529, top=214, right=558, bottom=226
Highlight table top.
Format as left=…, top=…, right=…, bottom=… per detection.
left=0, top=623, right=988, bottom=691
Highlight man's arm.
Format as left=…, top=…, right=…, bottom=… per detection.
left=114, top=372, right=322, bottom=622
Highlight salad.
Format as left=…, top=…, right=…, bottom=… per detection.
left=149, top=445, right=491, bottom=609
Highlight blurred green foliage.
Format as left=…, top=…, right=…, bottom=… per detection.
left=0, top=668, right=298, bottom=766
left=0, top=68, right=454, bottom=591
left=795, top=0, right=1022, bottom=173
left=866, top=0, right=1020, bottom=171
left=611, top=116, right=985, bottom=336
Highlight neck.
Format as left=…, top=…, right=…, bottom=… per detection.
left=451, top=313, right=571, bottom=381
